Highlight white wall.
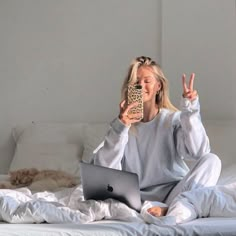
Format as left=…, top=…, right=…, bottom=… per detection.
left=161, top=0, right=236, bottom=120
left=0, top=0, right=161, bottom=173
left=0, top=0, right=235, bottom=174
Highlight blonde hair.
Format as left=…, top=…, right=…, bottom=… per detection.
left=121, top=56, right=178, bottom=111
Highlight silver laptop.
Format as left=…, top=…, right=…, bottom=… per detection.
left=80, top=162, right=142, bottom=212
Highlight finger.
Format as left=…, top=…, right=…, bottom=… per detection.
left=184, top=90, right=198, bottom=100
left=120, top=112, right=142, bottom=126
left=184, top=90, right=194, bottom=98
left=126, top=101, right=140, bottom=111
left=189, top=73, right=195, bottom=91
left=189, top=90, right=198, bottom=100
left=127, top=113, right=143, bottom=121
left=119, top=102, right=140, bottom=119
left=119, top=100, right=126, bottom=110
left=182, top=74, right=188, bottom=93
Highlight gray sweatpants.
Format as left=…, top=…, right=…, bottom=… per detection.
left=165, top=153, right=221, bottom=205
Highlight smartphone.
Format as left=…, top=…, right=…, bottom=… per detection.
left=127, top=84, right=143, bottom=119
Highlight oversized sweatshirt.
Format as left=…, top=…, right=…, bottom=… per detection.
left=93, top=97, right=210, bottom=202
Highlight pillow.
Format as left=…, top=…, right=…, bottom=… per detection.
left=12, top=122, right=84, bottom=145
left=82, top=123, right=109, bottom=163
left=10, top=143, right=81, bottom=177
left=10, top=122, right=85, bottom=178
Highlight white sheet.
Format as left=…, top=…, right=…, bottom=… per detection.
left=1, top=218, right=236, bottom=236
left=1, top=173, right=236, bottom=236
left=0, top=221, right=151, bottom=236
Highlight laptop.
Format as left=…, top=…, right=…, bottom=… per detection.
left=80, top=162, right=142, bottom=212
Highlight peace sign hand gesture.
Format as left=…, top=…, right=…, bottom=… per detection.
left=182, top=73, right=198, bottom=101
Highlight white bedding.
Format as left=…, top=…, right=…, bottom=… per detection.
left=1, top=179, right=236, bottom=235
left=1, top=218, right=236, bottom=236
left=0, top=185, right=142, bottom=224
left=0, top=221, right=151, bottom=236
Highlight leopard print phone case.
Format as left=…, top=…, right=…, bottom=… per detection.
left=127, top=84, right=143, bottom=119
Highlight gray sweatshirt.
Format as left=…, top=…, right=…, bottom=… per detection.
left=93, top=97, right=210, bottom=202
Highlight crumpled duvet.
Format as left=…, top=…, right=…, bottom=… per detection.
left=0, top=185, right=143, bottom=224
left=1, top=183, right=236, bottom=225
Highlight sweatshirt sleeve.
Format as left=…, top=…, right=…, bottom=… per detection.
left=175, top=96, right=210, bottom=160
left=93, top=117, right=130, bottom=170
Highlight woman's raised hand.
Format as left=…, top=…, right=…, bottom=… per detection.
left=182, top=73, right=198, bottom=101
left=119, top=100, right=142, bottom=126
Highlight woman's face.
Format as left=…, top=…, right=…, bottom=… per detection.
left=136, top=66, right=161, bottom=103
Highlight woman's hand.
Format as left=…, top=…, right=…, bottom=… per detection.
left=182, top=73, right=198, bottom=101
left=119, top=100, right=142, bottom=126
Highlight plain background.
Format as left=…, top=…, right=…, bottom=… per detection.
left=0, top=0, right=235, bottom=173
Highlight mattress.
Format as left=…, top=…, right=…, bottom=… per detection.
left=1, top=218, right=236, bottom=236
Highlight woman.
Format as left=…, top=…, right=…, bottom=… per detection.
left=93, top=56, right=221, bottom=216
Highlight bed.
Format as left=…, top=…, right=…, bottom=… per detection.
left=0, top=120, right=236, bottom=236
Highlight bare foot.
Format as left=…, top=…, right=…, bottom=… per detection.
left=147, top=206, right=168, bottom=217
